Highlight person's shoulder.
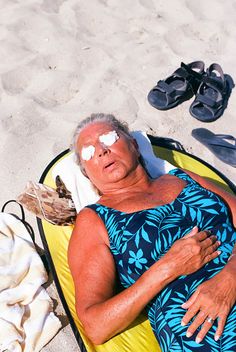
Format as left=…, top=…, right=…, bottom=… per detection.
left=73, top=206, right=109, bottom=246
left=75, top=206, right=100, bottom=226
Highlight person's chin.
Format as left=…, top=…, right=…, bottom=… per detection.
left=104, top=167, right=126, bottom=182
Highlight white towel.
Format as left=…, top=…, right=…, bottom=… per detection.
left=0, top=213, right=61, bottom=352
left=52, top=131, right=175, bottom=212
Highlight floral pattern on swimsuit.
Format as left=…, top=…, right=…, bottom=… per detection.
left=86, top=169, right=236, bottom=351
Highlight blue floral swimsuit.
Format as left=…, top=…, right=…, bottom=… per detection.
left=86, top=169, right=236, bottom=351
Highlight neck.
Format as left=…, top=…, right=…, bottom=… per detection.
left=99, top=165, right=152, bottom=198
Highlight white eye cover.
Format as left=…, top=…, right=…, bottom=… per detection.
left=81, top=145, right=95, bottom=161
left=99, top=130, right=119, bottom=146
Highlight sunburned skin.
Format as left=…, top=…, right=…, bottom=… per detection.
left=81, top=130, right=120, bottom=161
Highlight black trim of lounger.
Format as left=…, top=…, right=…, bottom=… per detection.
left=37, top=138, right=236, bottom=352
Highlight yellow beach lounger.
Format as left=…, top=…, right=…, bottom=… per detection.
left=37, top=135, right=236, bottom=352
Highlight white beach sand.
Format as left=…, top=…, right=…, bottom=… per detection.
left=0, top=0, right=236, bottom=351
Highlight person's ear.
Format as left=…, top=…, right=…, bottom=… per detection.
left=81, top=166, right=88, bottom=178
left=79, top=159, right=88, bottom=178
left=131, top=138, right=140, bottom=156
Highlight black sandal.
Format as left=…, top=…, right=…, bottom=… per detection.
left=189, top=63, right=230, bottom=122
left=147, top=61, right=205, bottom=110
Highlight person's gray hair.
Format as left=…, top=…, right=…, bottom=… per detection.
left=70, top=112, right=148, bottom=177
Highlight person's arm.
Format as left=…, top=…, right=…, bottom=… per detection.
left=68, top=208, right=220, bottom=345
left=181, top=170, right=236, bottom=343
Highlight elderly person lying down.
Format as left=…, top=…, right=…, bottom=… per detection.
left=68, top=113, right=236, bottom=351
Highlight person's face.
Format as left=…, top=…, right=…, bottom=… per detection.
left=76, top=122, right=140, bottom=190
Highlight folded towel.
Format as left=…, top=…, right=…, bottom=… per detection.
left=0, top=213, right=61, bottom=352
left=52, top=131, right=175, bottom=212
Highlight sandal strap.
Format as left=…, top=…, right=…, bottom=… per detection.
left=157, top=80, right=176, bottom=94
left=195, top=93, right=222, bottom=108
left=156, top=80, right=184, bottom=98
left=174, top=66, right=190, bottom=79
left=207, top=63, right=224, bottom=81
left=181, top=62, right=203, bottom=81
left=208, top=139, right=236, bottom=149
left=202, top=75, right=225, bottom=93
left=155, top=61, right=204, bottom=95
left=214, top=134, right=236, bottom=146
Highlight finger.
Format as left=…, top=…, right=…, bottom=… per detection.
left=195, top=316, right=215, bottom=344
left=202, top=239, right=221, bottom=255
left=203, top=250, right=221, bottom=264
left=184, top=226, right=199, bottom=238
left=185, top=311, right=207, bottom=338
left=200, top=235, right=218, bottom=249
left=215, top=316, right=226, bottom=341
left=193, top=230, right=213, bottom=242
left=182, top=290, right=199, bottom=309
left=205, top=240, right=221, bottom=255
left=181, top=301, right=200, bottom=326
left=202, top=240, right=221, bottom=259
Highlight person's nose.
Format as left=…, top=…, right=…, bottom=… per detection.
left=97, top=143, right=110, bottom=157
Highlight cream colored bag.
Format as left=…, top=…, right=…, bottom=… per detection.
left=17, top=176, right=76, bottom=226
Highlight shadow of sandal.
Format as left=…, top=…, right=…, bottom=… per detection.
left=191, top=128, right=236, bottom=167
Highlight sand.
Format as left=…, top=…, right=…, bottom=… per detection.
left=0, top=0, right=235, bottom=351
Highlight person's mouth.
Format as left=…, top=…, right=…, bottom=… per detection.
left=103, top=161, right=116, bottom=170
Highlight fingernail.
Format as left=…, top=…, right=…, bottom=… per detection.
left=181, top=303, right=186, bottom=308
left=186, top=331, right=192, bottom=338
left=196, top=337, right=202, bottom=344
left=217, top=250, right=221, bottom=255
left=181, top=320, right=186, bottom=326
left=215, top=335, right=220, bottom=341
